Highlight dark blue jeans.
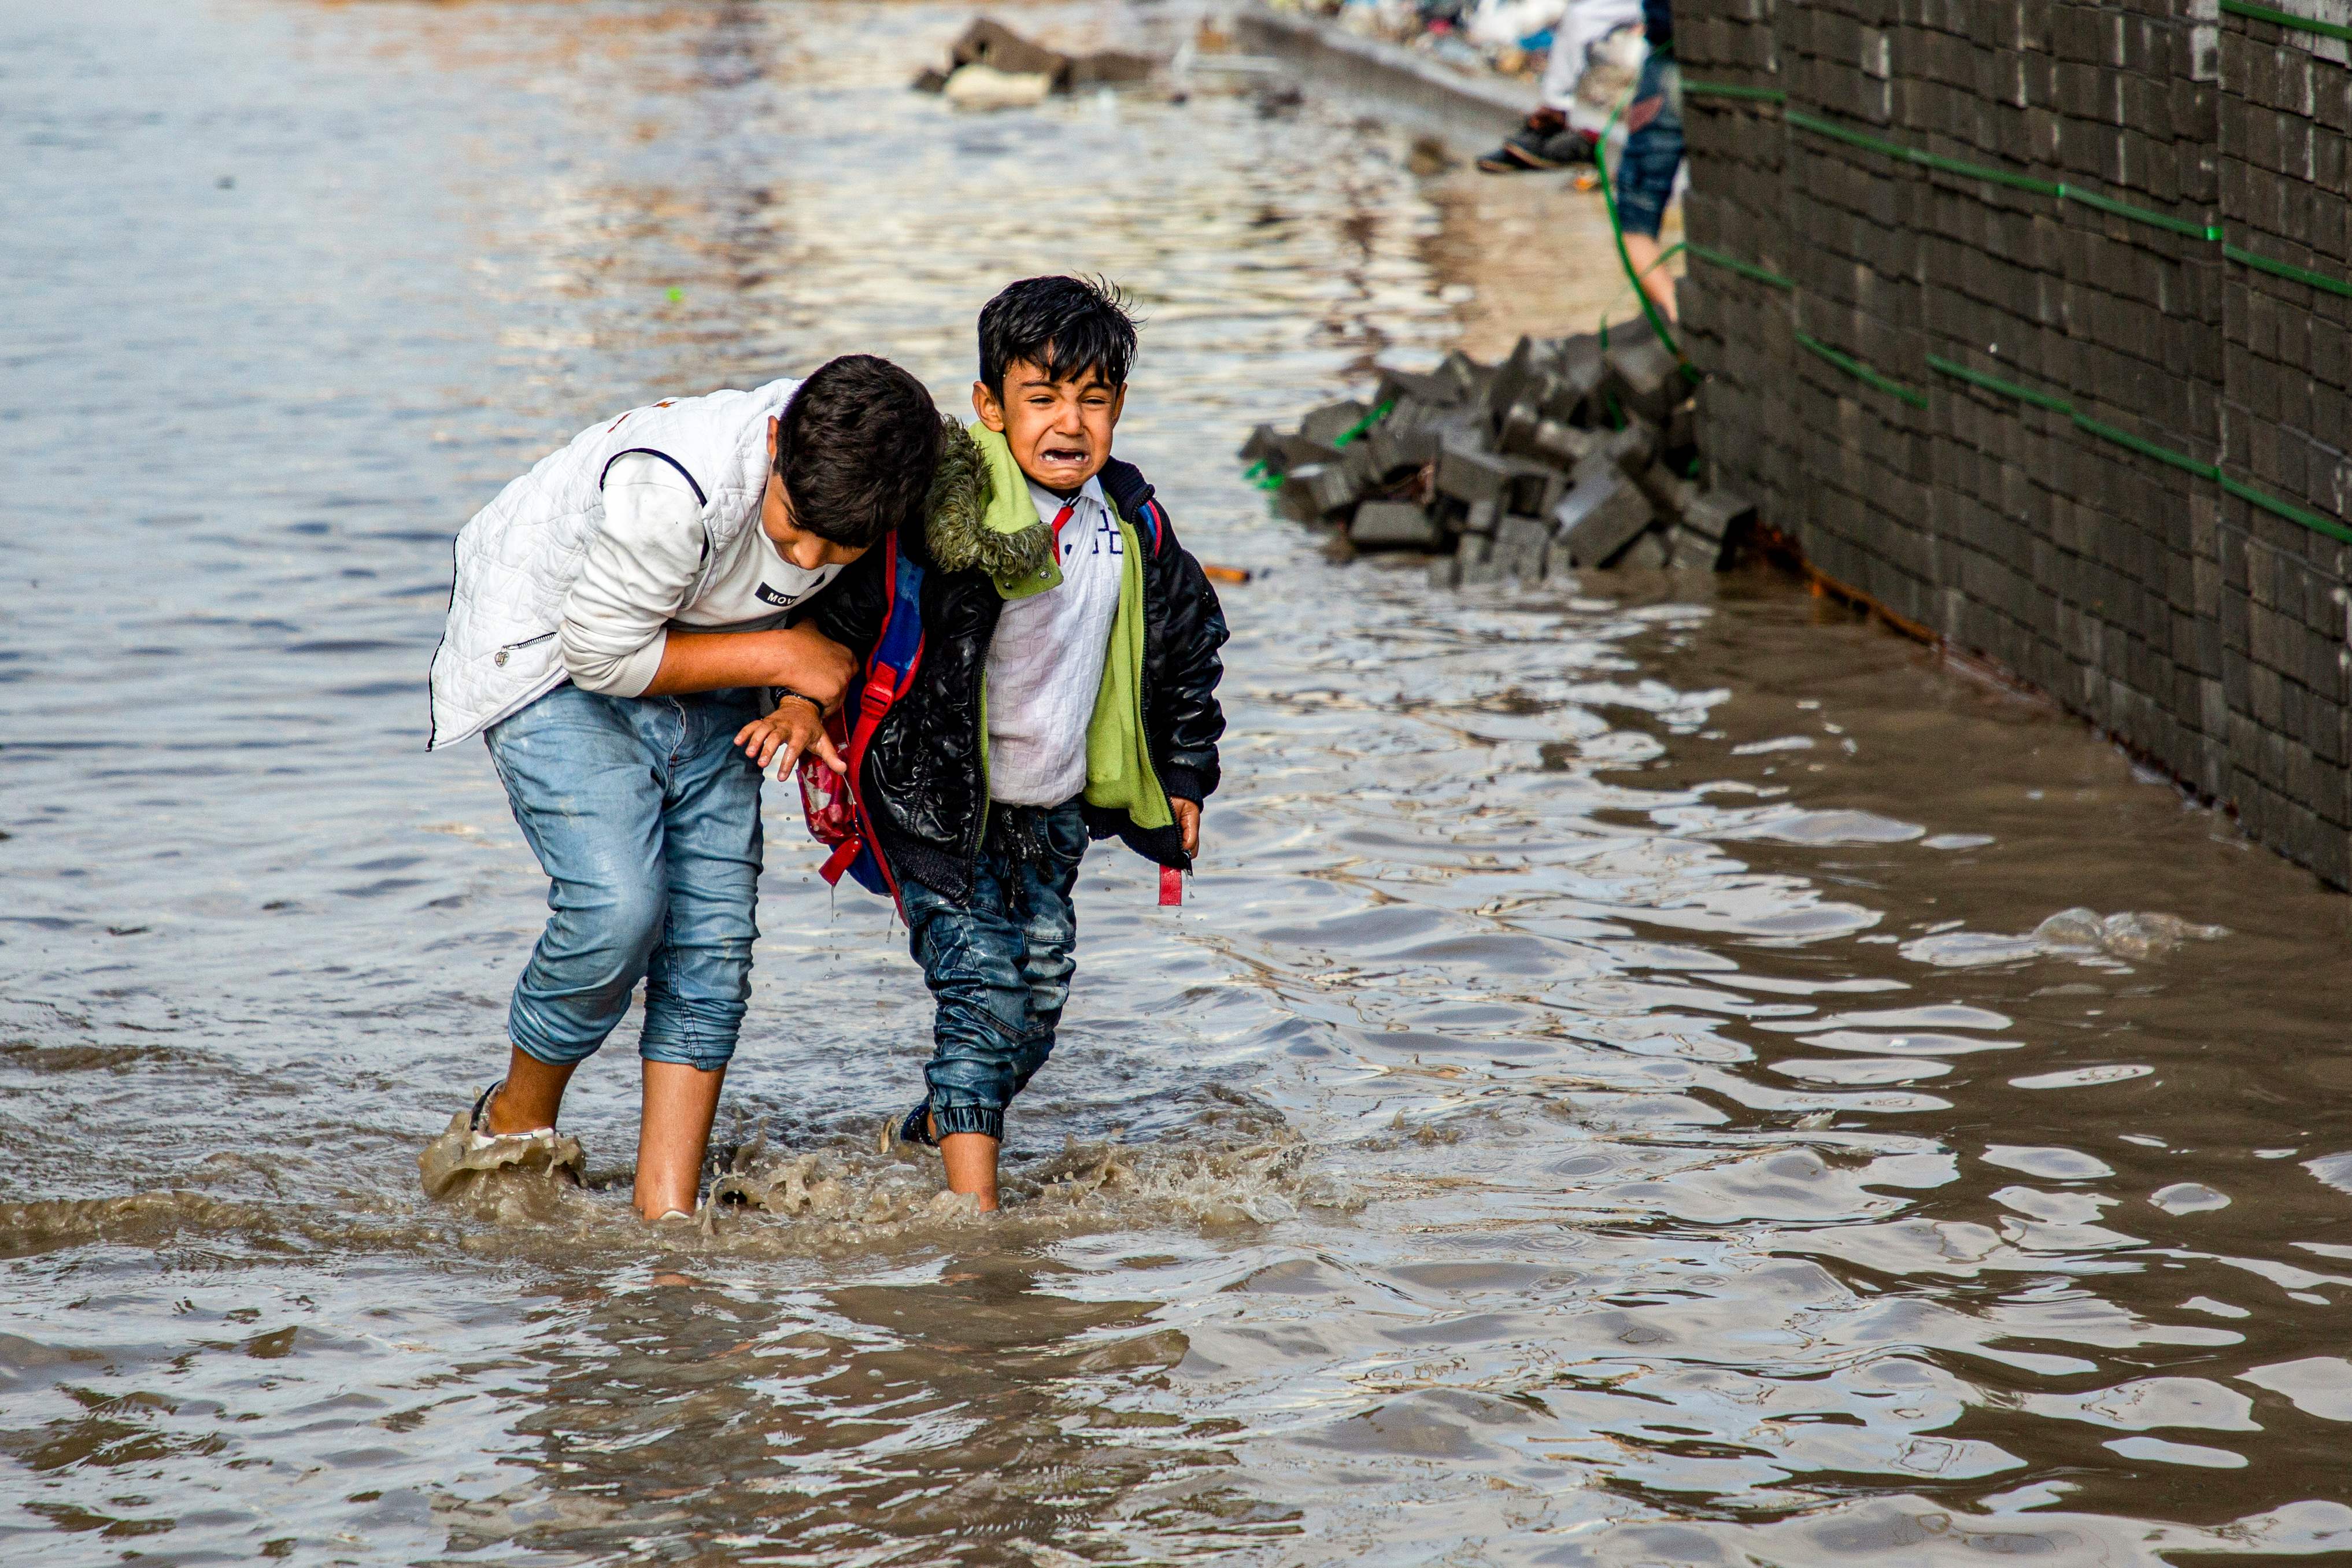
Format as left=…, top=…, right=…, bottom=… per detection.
left=900, top=800, right=1088, bottom=1141
left=1616, top=52, right=1684, bottom=239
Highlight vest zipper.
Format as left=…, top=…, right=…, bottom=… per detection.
left=493, top=630, right=556, bottom=667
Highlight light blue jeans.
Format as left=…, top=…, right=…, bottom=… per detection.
left=485, top=683, right=765, bottom=1073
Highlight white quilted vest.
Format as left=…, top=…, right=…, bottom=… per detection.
left=426, top=378, right=800, bottom=749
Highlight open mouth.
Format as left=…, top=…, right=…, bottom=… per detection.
left=1040, top=445, right=1090, bottom=467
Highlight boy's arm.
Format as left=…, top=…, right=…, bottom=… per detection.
left=1142, top=510, right=1231, bottom=807
left=638, top=623, right=855, bottom=706
left=560, top=456, right=855, bottom=704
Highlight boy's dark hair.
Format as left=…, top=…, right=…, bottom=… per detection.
left=777, top=355, right=943, bottom=549
left=978, top=275, right=1138, bottom=394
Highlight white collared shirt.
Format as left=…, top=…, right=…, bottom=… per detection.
left=985, top=475, right=1125, bottom=807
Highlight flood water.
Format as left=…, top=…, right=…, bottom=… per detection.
left=8, top=2, right=2352, bottom=1562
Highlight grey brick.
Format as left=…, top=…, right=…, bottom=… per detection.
left=1554, top=472, right=1659, bottom=568
left=1350, top=500, right=1443, bottom=550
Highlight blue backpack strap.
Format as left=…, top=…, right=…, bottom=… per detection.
left=874, top=544, right=925, bottom=683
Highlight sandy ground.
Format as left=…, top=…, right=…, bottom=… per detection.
left=1421, top=157, right=1686, bottom=358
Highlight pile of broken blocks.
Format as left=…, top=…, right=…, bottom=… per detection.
left=913, top=18, right=1156, bottom=109
left=1238, top=318, right=1758, bottom=585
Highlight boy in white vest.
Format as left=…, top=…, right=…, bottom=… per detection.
left=426, top=355, right=943, bottom=1221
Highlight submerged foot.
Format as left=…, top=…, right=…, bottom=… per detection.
left=894, top=1100, right=938, bottom=1149
left=416, top=1081, right=586, bottom=1200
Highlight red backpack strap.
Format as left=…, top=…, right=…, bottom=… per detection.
left=817, top=537, right=927, bottom=904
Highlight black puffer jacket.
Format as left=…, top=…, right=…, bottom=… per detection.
left=811, top=425, right=1229, bottom=903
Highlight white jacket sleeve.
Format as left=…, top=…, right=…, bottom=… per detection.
left=559, top=456, right=708, bottom=697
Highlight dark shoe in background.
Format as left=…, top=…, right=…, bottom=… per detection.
left=1476, top=108, right=1597, bottom=172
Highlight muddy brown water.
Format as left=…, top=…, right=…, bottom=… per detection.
left=6, top=2, right=2352, bottom=1562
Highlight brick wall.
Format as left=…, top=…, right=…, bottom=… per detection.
left=1677, top=0, right=2352, bottom=886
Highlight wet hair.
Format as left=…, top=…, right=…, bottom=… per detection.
left=977, top=275, right=1138, bottom=395
left=775, top=355, right=944, bottom=549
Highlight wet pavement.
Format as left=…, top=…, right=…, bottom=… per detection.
left=5, top=1, right=2352, bottom=1563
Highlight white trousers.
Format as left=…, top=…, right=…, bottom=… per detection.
left=1539, top=0, right=1648, bottom=131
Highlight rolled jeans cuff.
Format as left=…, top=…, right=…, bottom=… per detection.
left=929, top=1101, right=1005, bottom=1141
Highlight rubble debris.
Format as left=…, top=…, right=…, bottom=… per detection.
left=1350, top=500, right=1444, bottom=550
left=1069, top=50, right=1155, bottom=86
left=944, top=65, right=1055, bottom=110
left=915, top=17, right=1162, bottom=107
left=1241, top=321, right=1752, bottom=582
left=951, top=17, right=1071, bottom=82
left=1554, top=470, right=1655, bottom=568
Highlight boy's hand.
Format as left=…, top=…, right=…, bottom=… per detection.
left=735, top=700, right=844, bottom=781
left=1173, top=798, right=1200, bottom=858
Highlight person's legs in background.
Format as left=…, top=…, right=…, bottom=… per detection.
left=1614, top=48, right=1685, bottom=320
left=1480, top=0, right=1644, bottom=172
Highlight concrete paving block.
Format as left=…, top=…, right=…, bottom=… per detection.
left=1680, top=488, right=1758, bottom=543
left=1277, top=432, right=1346, bottom=469
left=1301, top=399, right=1370, bottom=446
left=1495, top=513, right=1551, bottom=578
left=1438, top=350, right=1491, bottom=402
left=1343, top=439, right=1395, bottom=490
left=1573, top=421, right=1659, bottom=487
left=1532, top=419, right=1601, bottom=470
left=1637, top=459, right=1701, bottom=526
left=1603, top=336, right=1682, bottom=428
left=1459, top=552, right=1510, bottom=585
left=1553, top=471, right=1658, bottom=568
left=1437, top=437, right=1524, bottom=507
left=1308, top=462, right=1366, bottom=516
left=1483, top=336, right=1543, bottom=426
left=1543, top=346, right=1607, bottom=423
left=1497, top=400, right=1544, bottom=458
left=1238, top=423, right=1284, bottom=464
left=1274, top=467, right=1325, bottom=524
left=1377, top=420, right=1443, bottom=469
left=1375, top=367, right=1465, bottom=408
left=1666, top=396, right=1698, bottom=452
left=1428, top=554, right=1462, bottom=589
left=1665, top=523, right=1739, bottom=571
left=1351, top=500, right=1443, bottom=550
left=1613, top=528, right=1673, bottom=571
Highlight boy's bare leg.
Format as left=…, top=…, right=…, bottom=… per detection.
left=939, top=1131, right=1001, bottom=1212
left=635, top=1061, right=727, bottom=1220
left=485, top=1047, right=575, bottom=1134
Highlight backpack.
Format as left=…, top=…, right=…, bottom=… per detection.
left=799, top=535, right=925, bottom=905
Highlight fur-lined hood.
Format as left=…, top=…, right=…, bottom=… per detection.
left=915, top=418, right=1053, bottom=593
